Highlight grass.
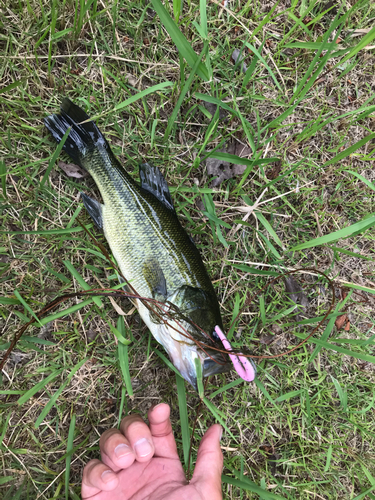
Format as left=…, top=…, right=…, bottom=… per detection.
left=1, top=0, right=375, bottom=498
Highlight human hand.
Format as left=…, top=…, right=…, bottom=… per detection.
left=81, top=403, right=223, bottom=500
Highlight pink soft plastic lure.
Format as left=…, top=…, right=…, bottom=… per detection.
left=215, top=325, right=256, bottom=382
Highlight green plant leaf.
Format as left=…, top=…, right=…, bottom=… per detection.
left=151, top=0, right=209, bottom=80
left=290, top=215, right=375, bottom=251
left=176, top=374, right=190, bottom=467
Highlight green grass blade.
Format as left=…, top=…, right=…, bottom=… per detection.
left=151, top=0, right=209, bottom=81
left=0, top=159, right=6, bottom=198
left=244, top=42, right=282, bottom=92
left=331, top=376, right=347, bottom=412
left=176, top=374, right=190, bottom=468
left=164, top=49, right=205, bottom=140
left=209, top=378, right=243, bottom=398
left=154, top=349, right=181, bottom=376
left=324, top=444, right=333, bottom=472
left=266, top=304, right=299, bottom=324
left=194, top=358, right=204, bottom=399
left=0, top=412, right=12, bottom=447
left=65, top=413, right=76, bottom=500
left=17, top=369, right=64, bottom=406
left=331, top=27, right=375, bottom=72
left=330, top=245, right=374, bottom=261
left=275, top=389, right=304, bottom=403
left=255, top=211, right=284, bottom=249
left=257, top=230, right=283, bottom=260
left=322, top=132, right=375, bottom=169
left=295, top=332, right=375, bottom=364
left=290, top=214, right=375, bottom=251
left=308, top=305, right=338, bottom=363
left=222, top=475, right=285, bottom=499
left=195, top=93, right=237, bottom=116
left=109, top=322, right=131, bottom=346
left=234, top=102, right=256, bottom=152
left=0, top=79, right=24, bottom=94
left=38, top=299, right=96, bottom=326
left=117, top=316, right=133, bottom=397
left=90, top=82, right=174, bottom=121
left=41, top=127, right=70, bottom=187
left=289, top=7, right=349, bottom=104
left=173, top=0, right=182, bottom=22
left=200, top=0, right=207, bottom=38
left=63, top=260, right=103, bottom=308
left=2, top=225, right=93, bottom=235
left=254, top=378, right=276, bottom=406
left=0, top=477, right=15, bottom=486
left=344, top=170, right=375, bottom=193
left=34, top=358, right=87, bottom=428
left=14, top=290, right=43, bottom=327
left=203, top=397, right=237, bottom=441
left=114, top=82, right=173, bottom=112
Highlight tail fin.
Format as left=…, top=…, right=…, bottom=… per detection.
left=44, top=98, right=107, bottom=167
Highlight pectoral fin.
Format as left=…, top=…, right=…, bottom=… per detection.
left=80, top=192, right=104, bottom=230
left=143, top=258, right=167, bottom=301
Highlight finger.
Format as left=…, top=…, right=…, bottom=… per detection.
left=148, top=403, right=179, bottom=460
left=191, top=424, right=223, bottom=500
left=120, top=414, right=155, bottom=462
left=99, top=428, right=135, bottom=472
left=81, top=459, right=118, bottom=499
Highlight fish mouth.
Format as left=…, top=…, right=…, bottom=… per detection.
left=148, top=314, right=231, bottom=390
left=163, top=330, right=231, bottom=390
left=176, top=354, right=231, bottom=391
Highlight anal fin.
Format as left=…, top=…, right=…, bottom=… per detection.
left=80, top=192, right=104, bottom=230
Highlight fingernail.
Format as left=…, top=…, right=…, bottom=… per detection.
left=219, top=428, right=223, bottom=441
left=101, top=470, right=115, bottom=483
left=114, top=443, right=131, bottom=458
left=150, top=402, right=163, bottom=411
left=134, top=438, right=153, bottom=458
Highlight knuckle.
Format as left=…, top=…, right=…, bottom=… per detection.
left=82, top=459, right=101, bottom=479
left=126, top=420, right=147, bottom=435
left=99, top=428, right=118, bottom=448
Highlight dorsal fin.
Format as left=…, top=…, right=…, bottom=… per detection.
left=139, top=162, right=174, bottom=211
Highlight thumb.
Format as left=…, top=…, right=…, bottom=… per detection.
left=191, top=424, right=223, bottom=499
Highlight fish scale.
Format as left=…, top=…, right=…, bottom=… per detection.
left=44, top=98, right=231, bottom=389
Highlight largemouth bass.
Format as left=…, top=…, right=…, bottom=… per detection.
left=44, top=98, right=234, bottom=390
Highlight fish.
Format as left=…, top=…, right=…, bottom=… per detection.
left=44, top=98, right=233, bottom=390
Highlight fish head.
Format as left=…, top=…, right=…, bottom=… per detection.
left=161, top=285, right=231, bottom=390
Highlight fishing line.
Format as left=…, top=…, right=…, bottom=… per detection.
left=1, top=220, right=363, bottom=373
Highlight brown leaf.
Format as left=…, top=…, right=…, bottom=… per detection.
left=284, top=276, right=309, bottom=321
left=259, top=333, right=275, bottom=345
left=206, top=141, right=253, bottom=187
left=126, top=73, right=137, bottom=87
left=335, top=314, right=349, bottom=330
left=267, top=160, right=282, bottom=180
left=58, top=161, right=88, bottom=179
left=284, top=276, right=309, bottom=308
left=271, top=324, right=282, bottom=335
left=87, top=330, right=99, bottom=342
left=203, top=100, right=228, bottom=120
